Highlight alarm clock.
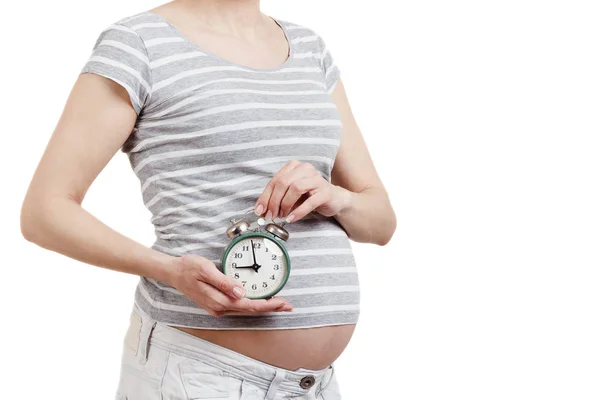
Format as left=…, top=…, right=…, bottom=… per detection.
left=221, top=214, right=291, bottom=299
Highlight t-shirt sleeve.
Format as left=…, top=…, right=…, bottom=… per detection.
left=316, top=35, right=341, bottom=94
left=80, top=24, right=152, bottom=115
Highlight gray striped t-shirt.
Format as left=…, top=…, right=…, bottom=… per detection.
left=81, top=11, right=359, bottom=329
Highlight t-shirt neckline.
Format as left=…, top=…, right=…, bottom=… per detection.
left=146, top=10, right=294, bottom=72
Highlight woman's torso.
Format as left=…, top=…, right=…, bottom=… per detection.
left=87, top=10, right=360, bottom=368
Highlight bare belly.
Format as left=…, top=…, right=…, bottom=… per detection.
left=175, top=324, right=356, bottom=370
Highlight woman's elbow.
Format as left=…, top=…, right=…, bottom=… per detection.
left=20, top=199, right=41, bottom=243
left=20, top=194, right=55, bottom=245
left=375, top=208, right=396, bottom=246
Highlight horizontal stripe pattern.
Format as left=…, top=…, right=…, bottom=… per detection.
left=134, top=137, right=338, bottom=172
left=98, top=40, right=150, bottom=64
left=153, top=66, right=322, bottom=91
left=150, top=51, right=206, bottom=68
left=131, top=120, right=341, bottom=153
left=145, top=87, right=327, bottom=119
left=139, top=155, right=332, bottom=193
left=144, top=174, right=265, bottom=209
left=137, top=281, right=359, bottom=317
left=145, top=78, right=326, bottom=113
left=88, top=56, right=151, bottom=92
left=82, top=11, right=351, bottom=329
left=139, top=102, right=336, bottom=128
left=145, top=37, right=185, bottom=48
left=145, top=279, right=358, bottom=298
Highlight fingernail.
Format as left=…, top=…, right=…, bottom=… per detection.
left=254, top=204, right=264, bottom=216
left=233, top=286, right=245, bottom=299
left=285, top=214, right=296, bottom=223
left=266, top=210, right=273, bottom=220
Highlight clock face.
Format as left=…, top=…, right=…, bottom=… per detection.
left=222, top=233, right=290, bottom=299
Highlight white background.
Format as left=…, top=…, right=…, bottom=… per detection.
left=2, top=1, right=599, bottom=399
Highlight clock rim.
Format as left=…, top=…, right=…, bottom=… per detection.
left=220, top=231, right=291, bottom=300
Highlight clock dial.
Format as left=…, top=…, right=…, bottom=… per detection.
left=223, top=235, right=289, bottom=299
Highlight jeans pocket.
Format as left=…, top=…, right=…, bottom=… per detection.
left=318, top=368, right=342, bottom=400
left=179, top=359, right=239, bottom=399
left=116, top=341, right=169, bottom=400
left=240, top=379, right=264, bottom=399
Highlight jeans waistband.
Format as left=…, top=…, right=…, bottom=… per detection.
left=133, top=304, right=335, bottom=396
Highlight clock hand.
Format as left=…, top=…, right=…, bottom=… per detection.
left=233, top=264, right=261, bottom=274
left=250, top=240, right=258, bottom=266
left=236, top=264, right=261, bottom=273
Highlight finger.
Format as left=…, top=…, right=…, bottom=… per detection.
left=222, top=308, right=293, bottom=316
left=290, top=193, right=309, bottom=213
left=285, top=191, right=329, bottom=223
left=222, top=299, right=294, bottom=315
left=279, top=176, right=322, bottom=218
left=195, top=259, right=246, bottom=300
left=264, top=161, right=304, bottom=219
left=266, top=172, right=296, bottom=219
left=266, top=164, right=315, bottom=219
left=194, top=281, right=239, bottom=316
left=198, top=284, right=292, bottom=314
left=254, top=160, right=300, bottom=217
left=229, top=296, right=293, bottom=313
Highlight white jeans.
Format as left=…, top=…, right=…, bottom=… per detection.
left=115, top=305, right=342, bottom=400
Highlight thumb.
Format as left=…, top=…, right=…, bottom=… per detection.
left=185, top=255, right=246, bottom=300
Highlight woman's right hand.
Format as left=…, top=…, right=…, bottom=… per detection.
left=166, top=254, right=293, bottom=317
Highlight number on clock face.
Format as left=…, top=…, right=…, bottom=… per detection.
left=223, top=236, right=288, bottom=298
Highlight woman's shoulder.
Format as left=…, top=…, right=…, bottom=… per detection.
left=275, top=18, right=331, bottom=53
left=89, top=11, right=165, bottom=45
left=276, top=18, right=322, bottom=38
left=108, top=11, right=163, bottom=30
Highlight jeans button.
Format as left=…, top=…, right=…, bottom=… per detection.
left=300, top=375, right=316, bottom=389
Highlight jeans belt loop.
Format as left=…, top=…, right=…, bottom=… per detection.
left=265, top=368, right=286, bottom=400
left=138, top=319, right=157, bottom=365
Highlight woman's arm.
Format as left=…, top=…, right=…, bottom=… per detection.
left=328, top=80, right=396, bottom=245
left=20, top=74, right=291, bottom=316
left=21, top=74, right=174, bottom=281
left=254, top=79, right=396, bottom=245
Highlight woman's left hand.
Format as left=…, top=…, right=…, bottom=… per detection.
left=254, top=160, right=353, bottom=223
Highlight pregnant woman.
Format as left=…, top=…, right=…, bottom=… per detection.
left=20, top=1, right=395, bottom=399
